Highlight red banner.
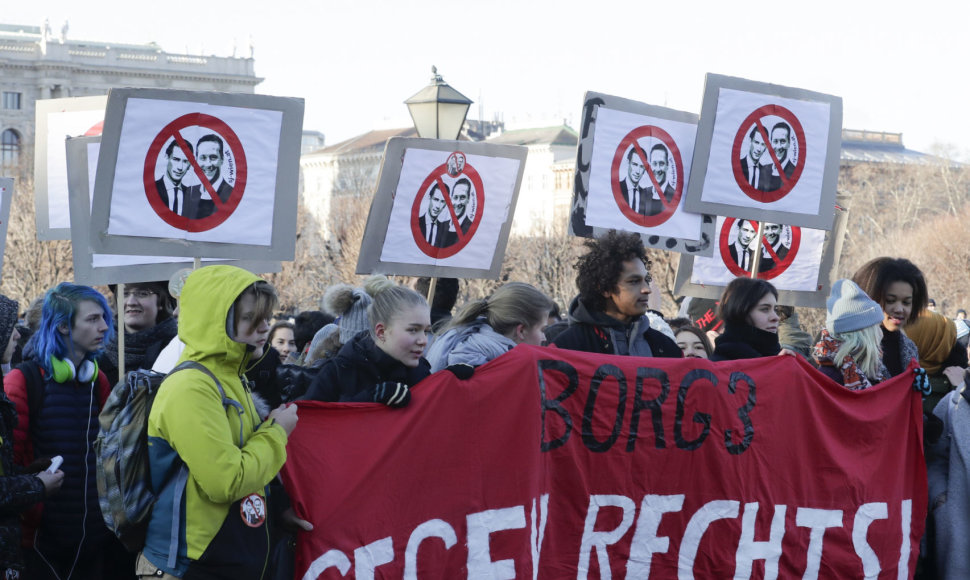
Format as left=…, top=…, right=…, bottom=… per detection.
left=282, top=345, right=926, bottom=579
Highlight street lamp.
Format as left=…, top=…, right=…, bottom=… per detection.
left=405, top=66, right=473, bottom=140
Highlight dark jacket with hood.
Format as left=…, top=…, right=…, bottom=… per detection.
left=302, top=331, right=431, bottom=403
left=550, top=296, right=681, bottom=358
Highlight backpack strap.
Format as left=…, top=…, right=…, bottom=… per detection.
left=171, top=361, right=246, bottom=447
left=161, top=361, right=246, bottom=569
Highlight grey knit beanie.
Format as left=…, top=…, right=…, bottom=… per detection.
left=826, top=279, right=884, bottom=334
left=0, top=295, right=19, bottom=355
left=322, top=284, right=373, bottom=343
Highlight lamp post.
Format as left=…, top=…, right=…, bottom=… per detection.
left=405, top=66, right=473, bottom=140
left=405, top=67, right=473, bottom=303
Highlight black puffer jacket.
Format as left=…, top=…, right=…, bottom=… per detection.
left=302, top=332, right=431, bottom=402
left=244, top=347, right=321, bottom=408
left=0, top=389, right=44, bottom=571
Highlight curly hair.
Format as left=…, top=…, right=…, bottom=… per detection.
left=575, top=230, right=650, bottom=312
left=851, top=257, right=928, bottom=326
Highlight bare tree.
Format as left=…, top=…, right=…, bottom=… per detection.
left=0, top=164, right=73, bottom=308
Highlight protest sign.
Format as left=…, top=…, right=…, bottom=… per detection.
left=89, top=88, right=303, bottom=260
left=685, top=74, right=842, bottom=230
left=572, top=91, right=714, bottom=255
left=0, top=178, right=12, bottom=282
left=356, top=138, right=527, bottom=278
left=33, top=95, right=107, bottom=240
left=284, top=344, right=925, bottom=578
left=66, top=136, right=280, bottom=285
left=674, top=206, right=849, bottom=308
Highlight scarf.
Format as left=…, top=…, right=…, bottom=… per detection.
left=714, top=323, right=781, bottom=360
left=607, top=317, right=654, bottom=358
left=812, top=328, right=886, bottom=390
left=905, top=311, right=956, bottom=375
left=104, top=316, right=178, bottom=372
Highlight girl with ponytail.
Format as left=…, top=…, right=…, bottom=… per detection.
left=425, top=282, right=553, bottom=372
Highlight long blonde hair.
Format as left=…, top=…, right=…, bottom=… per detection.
left=833, top=323, right=883, bottom=379
left=445, top=282, right=552, bottom=337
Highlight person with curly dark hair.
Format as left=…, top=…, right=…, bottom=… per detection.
left=551, top=230, right=681, bottom=358
left=851, top=257, right=928, bottom=378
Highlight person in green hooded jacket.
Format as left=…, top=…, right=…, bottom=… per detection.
left=136, top=265, right=298, bottom=579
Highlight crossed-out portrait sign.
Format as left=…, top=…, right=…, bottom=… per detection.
left=691, top=215, right=825, bottom=291
left=611, top=125, right=683, bottom=227
left=410, top=152, right=485, bottom=259
left=90, top=89, right=304, bottom=260
left=144, top=113, right=247, bottom=232
left=718, top=217, right=801, bottom=279
left=579, top=97, right=709, bottom=251
left=356, top=138, right=526, bottom=279
left=684, top=75, right=842, bottom=230
left=731, top=105, right=806, bottom=203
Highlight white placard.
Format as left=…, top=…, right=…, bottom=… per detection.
left=105, top=98, right=283, bottom=245
left=378, top=149, right=520, bottom=268
left=699, top=88, right=831, bottom=216
left=586, top=107, right=703, bottom=240
left=690, top=216, right=825, bottom=292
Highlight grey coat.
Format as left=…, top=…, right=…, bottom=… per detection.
left=928, top=387, right=970, bottom=578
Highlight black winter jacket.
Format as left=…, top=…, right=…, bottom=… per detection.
left=550, top=297, right=681, bottom=359
left=302, top=332, right=431, bottom=402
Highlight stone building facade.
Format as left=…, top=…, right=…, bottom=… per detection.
left=0, top=22, right=260, bottom=169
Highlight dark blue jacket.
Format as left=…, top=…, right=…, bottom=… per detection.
left=4, top=361, right=110, bottom=551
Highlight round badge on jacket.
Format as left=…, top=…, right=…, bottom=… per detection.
left=240, top=493, right=267, bottom=528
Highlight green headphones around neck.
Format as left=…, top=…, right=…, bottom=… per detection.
left=49, top=355, right=98, bottom=384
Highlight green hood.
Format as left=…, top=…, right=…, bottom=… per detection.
left=177, top=265, right=261, bottom=371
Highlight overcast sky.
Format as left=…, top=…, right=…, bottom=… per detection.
left=7, top=1, right=969, bottom=157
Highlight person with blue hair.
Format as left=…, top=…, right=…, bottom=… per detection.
left=3, top=283, right=116, bottom=579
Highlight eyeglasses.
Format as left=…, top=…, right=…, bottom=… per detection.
left=123, top=289, right=157, bottom=299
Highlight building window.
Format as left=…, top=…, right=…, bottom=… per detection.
left=2, top=92, right=21, bottom=110
left=1, top=129, right=20, bottom=167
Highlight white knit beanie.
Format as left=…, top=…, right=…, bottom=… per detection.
left=826, top=279, right=884, bottom=334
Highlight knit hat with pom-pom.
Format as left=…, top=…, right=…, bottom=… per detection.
left=322, top=284, right=372, bottom=343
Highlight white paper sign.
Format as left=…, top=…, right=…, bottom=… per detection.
left=105, top=98, right=283, bottom=245
left=699, top=88, right=831, bottom=216
left=378, top=149, right=520, bottom=268
left=690, top=216, right=826, bottom=292
left=586, top=107, right=703, bottom=240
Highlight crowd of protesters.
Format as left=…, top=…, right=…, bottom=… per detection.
left=0, top=229, right=967, bottom=578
